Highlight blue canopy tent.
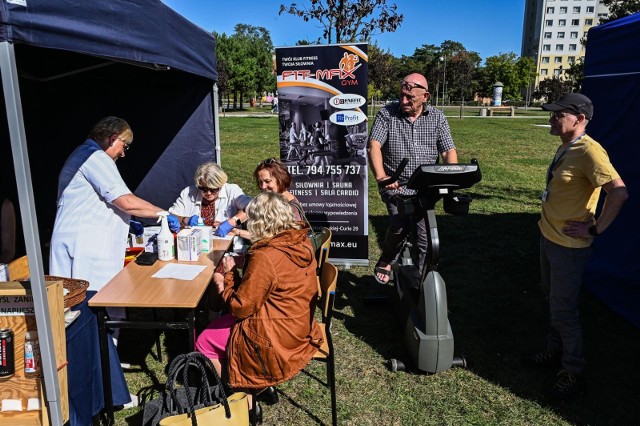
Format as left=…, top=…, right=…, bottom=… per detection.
left=0, top=1, right=218, bottom=423
left=581, top=13, right=640, bottom=329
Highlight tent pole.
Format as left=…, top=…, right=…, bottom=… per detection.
left=213, top=82, right=221, bottom=165
left=0, top=41, right=63, bottom=426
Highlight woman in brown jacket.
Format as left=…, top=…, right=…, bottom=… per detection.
left=196, top=191, right=323, bottom=415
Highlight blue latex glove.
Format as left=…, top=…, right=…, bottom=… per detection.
left=215, top=220, right=234, bottom=237
left=186, top=215, right=200, bottom=227
left=129, top=220, right=144, bottom=237
left=167, top=214, right=181, bottom=233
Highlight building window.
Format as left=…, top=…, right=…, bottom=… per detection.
left=585, top=18, right=593, bottom=25
left=584, top=31, right=588, bottom=38
left=541, top=69, right=548, bottom=76
left=542, top=56, right=550, bottom=64
left=559, top=19, right=566, bottom=26
left=546, top=19, right=553, bottom=26
left=555, top=44, right=564, bottom=51
left=547, top=7, right=555, bottom=13
left=554, top=69, right=562, bottom=76
left=586, top=6, right=594, bottom=13
left=544, top=32, right=552, bottom=39
left=573, top=7, right=581, bottom=13
left=560, top=7, right=567, bottom=13
left=569, top=44, right=577, bottom=51
left=570, top=31, right=578, bottom=39
left=543, top=44, right=551, bottom=51
left=571, top=19, right=580, bottom=26
left=554, top=57, right=562, bottom=63
left=557, top=32, right=565, bottom=39
left=568, top=56, right=576, bottom=64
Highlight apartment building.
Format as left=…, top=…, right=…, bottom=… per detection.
left=521, top=0, right=610, bottom=87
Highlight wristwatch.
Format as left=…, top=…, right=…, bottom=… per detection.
left=588, top=225, right=599, bottom=236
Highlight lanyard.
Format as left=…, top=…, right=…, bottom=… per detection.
left=546, top=133, right=584, bottom=185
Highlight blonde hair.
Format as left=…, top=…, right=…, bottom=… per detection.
left=246, top=192, right=301, bottom=242
left=194, top=162, right=228, bottom=189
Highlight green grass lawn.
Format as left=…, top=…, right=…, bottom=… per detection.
left=115, top=115, right=640, bottom=425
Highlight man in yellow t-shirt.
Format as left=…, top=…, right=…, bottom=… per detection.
left=525, top=93, right=628, bottom=401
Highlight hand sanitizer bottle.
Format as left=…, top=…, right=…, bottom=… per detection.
left=157, top=211, right=175, bottom=261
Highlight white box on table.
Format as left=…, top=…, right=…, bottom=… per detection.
left=197, top=226, right=214, bottom=253
left=177, top=228, right=202, bottom=261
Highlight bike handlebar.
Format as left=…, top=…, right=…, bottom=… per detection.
left=377, top=157, right=409, bottom=188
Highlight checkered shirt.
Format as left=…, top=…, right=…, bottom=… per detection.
left=369, top=104, right=456, bottom=195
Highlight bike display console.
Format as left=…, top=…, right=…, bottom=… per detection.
left=407, top=161, right=481, bottom=192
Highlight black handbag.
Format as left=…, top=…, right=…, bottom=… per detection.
left=141, top=352, right=229, bottom=426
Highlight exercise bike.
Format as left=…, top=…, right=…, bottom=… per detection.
left=375, top=158, right=482, bottom=374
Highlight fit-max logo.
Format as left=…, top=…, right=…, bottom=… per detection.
left=330, top=94, right=366, bottom=110
left=329, top=110, right=367, bottom=126
left=436, top=165, right=465, bottom=172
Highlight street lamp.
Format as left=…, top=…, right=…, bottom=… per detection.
left=440, top=55, right=447, bottom=112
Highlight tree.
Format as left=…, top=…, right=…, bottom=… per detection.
left=215, top=25, right=275, bottom=110
left=534, top=76, right=572, bottom=103
left=368, top=43, right=400, bottom=102
left=481, top=53, right=521, bottom=101
left=279, top=0, right=403, bottom=44
left=564, top=57, right=585, bottom=93
left=435, top=41, right=480, bottom=105
left=600, top=1, right=640, bottom=24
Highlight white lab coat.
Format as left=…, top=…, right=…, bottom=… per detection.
left=49, top=139, right=131, bottom=292
left=169, top=183, right=252, bottom=251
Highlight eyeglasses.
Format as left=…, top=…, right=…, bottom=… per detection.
left=549, top=111, right=575, bottom=120
left=117, top=137, right=132, bottom=151
left=400, top=81, right=428, bottom=92
left=258, top=157, right=280, bottom=167
left=198, top=186, right=220, bottom=194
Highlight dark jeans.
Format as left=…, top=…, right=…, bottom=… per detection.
left=539, top=235, right=592, bottom=375
left=379, top=192, right=428, bottom=272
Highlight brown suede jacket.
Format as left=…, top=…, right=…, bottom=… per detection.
left=222, top=227, right=323, bottom=389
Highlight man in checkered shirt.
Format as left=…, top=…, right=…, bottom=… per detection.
left=368, top=73, right=458, bottom=284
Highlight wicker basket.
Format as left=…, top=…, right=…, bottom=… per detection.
left=45, top=275, right=89, bottom=308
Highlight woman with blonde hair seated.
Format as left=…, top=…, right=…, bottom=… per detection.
left=196, top=191, right=322, bottom=420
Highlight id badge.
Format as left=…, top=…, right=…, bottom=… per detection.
left=541, top=190, right=548, bottom=202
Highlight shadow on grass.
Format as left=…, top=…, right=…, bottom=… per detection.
left=339, top=210, right=640, bottom=425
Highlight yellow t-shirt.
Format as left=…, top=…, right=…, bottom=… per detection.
left=539, top=134, right=620, bottom=248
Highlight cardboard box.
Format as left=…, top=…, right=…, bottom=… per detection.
left=130, top=225, right=162, bottom=248
left=177, top=228, right=201, bottom=261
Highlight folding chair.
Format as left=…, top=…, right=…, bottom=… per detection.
left=313, top=227, right=332, bottom=294
left=312, top=261, right=338, bottom=426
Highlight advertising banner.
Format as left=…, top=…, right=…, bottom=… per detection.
left=275, top=43, right=368, bottom=266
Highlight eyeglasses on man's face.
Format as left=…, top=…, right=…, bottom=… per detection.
left=117, top=136, right=132, bottom=151
left=400, top=81, right=428, bottom=92
left=549, top=111, right=576, bottom=120
left=198, top=186, right=220, bottom=194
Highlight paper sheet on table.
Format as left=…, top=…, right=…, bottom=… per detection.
left=152, top=264, right=207, bottom=280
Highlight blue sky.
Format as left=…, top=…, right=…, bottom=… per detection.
left=162, top=1, right=525, bottom=63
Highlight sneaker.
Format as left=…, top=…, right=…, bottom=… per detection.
left=523, top=351, right=561, bottom=369
left=123, top=393, right=139, bottom=409
left=548, top=369, right=586, bottom=401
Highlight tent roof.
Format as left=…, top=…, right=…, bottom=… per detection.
left=584, top=12, right=640, bottom=77
left=0, top=0, right=217, bottom=81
